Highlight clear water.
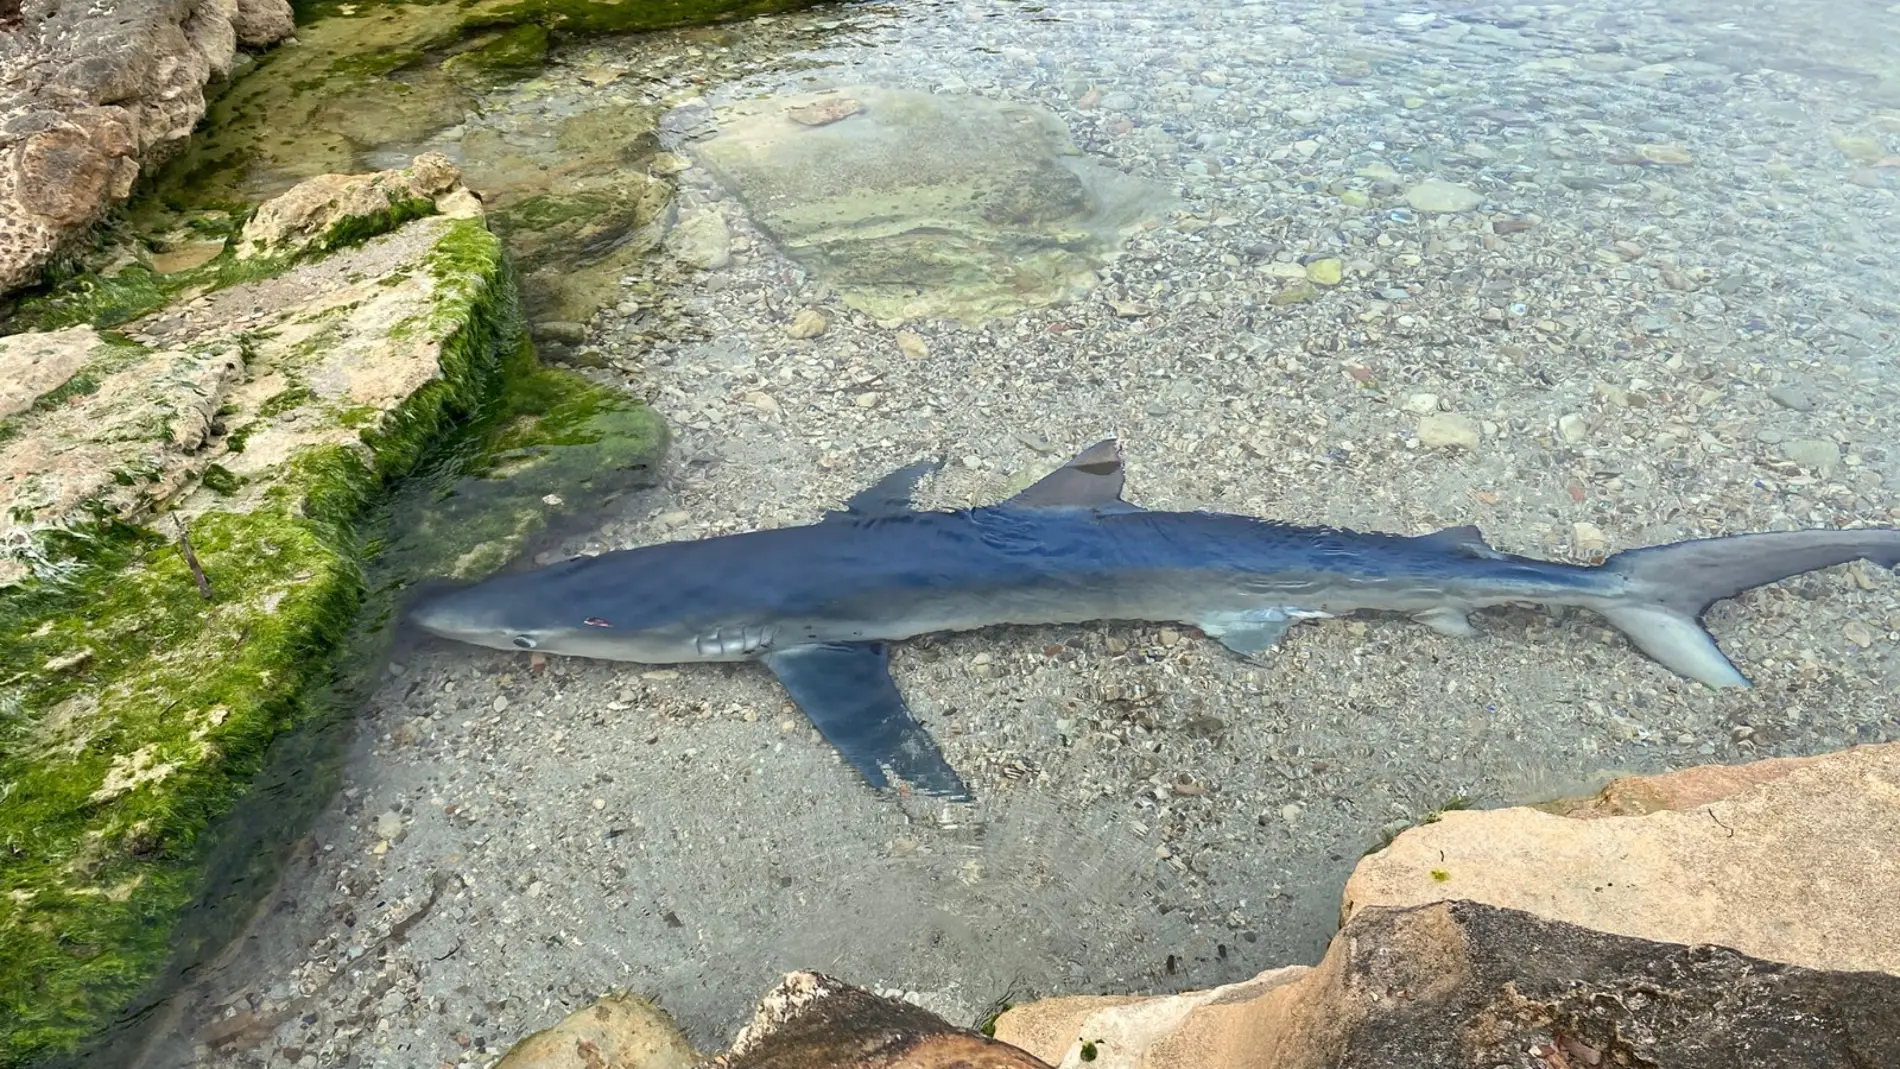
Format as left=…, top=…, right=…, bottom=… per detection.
left=144, top=0, right=1899, bottom=1065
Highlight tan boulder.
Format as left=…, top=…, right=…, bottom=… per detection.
left=230, top=0, right=294, bottom=48
left=236, top=152, right=471, bottom=259
left=1343, top=741, right=1900, bottom=975
left=493, top=993, right=697, bottom=1069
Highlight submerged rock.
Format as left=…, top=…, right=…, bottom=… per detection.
left=0, top=0, right=295, bottom=296
left=693, top=86, right=1174, bottom=323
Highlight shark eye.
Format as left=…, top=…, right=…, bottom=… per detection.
left=511, top=635, right=537, bottom=650
left=584, top=617, right=612, bottom=628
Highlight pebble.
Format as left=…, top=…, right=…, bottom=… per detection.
left=374, top=810, right=403, bottom=841
left=1417, top=413, right=1481, bottom=450
left=1404, top=179, right=1483, bottom=214
left=1768, top=385, right=1815, bottom=412
left=1557, top=413, right=1589, bottom=443
left=1782, top=439, right=1841, bottom=476
left=1572, top=522, right=1608, bottom=554
left=1637, top=144, right=1694, bottom=166
left=669, top=209, right=731, bottom=270
left=1304, top=258, right=1342, bottom=286
left=1844, top=622, right=1876, bottom=649
left=785, top=308, right=829, bottom=339
left=1400, top=393, right=1439, bottom=415
left=896, top=330, right=929, bottom=360
left=532, top=321, right=587, bottom=345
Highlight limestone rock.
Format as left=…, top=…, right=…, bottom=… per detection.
left=714, top=972, right=1052, bottom=1069
left=495, top=993, right=697, bottom=1069
left=1403, top=179, right=1483, bottom=213
left=0, top=0, right=296, bottom=296
left=1344, top=742, right=1900, bottom=976
left=236, top=153, right=471, bottom=259
left=785, top=308, right=829, bottom=339
left=0, top=325, right=102, bottom=418
left=999, top=901, right=1900, bottom=1069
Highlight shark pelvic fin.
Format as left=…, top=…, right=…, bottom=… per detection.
left=1413, top=606, right=1478, bottom=637
left=1197, top=607, right=1315, bottom=656
left=1413, top=524, right=1507, bottom=559
left=827, top=456, right=945, bottom=520
left=761, top=642, right=972, bottom=800
left=1007, top=438, right=1139, bottom=510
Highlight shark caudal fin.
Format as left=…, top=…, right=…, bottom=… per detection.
left=1598, top=528, right=1900, bottom=687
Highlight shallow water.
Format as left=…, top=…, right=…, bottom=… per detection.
left=148, top=0, right=1899, bottom=1064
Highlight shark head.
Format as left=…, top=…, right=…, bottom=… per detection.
left=405, top=557, right=694, bottom=663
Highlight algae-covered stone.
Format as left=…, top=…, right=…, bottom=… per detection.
left=495, top=992, right=697, bottom=1069
left=442, top=23, right=551, bottom=86
left=0, top=211, right=517, bottom=1067
left=693, top=85, right=1174, bottom=323
left=235, top=152, right=471, bottom=259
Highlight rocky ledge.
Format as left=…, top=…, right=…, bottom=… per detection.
left=0, top=0, right=296, bottom=294
left=0, top=155, right=665, bottom=1067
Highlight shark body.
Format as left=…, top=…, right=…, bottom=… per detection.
left=410, top=440, right=1900, bottom=800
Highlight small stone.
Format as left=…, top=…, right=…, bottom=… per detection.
left=493, top=696, right=509, bottom=713
left=374, top=810, right=403, bottom=841
left=785, top=96, right=863, bottom=126
left=1768, top=386, right=1815, bottom=412
left=1280, top=803, right=1304, bottom=824
left=669, top=209, right=731, bottom=270
left=896, top=330, right=928, bottom=360
left=745, top=391, right=781, bottom=415
left=1401, top=393, right=1440, bottom=416
left=1843, top=622, right=1875, bottom=649
left=1111, top=300, right=1155, bottom=317
left=1830, top=132, right=1888, bottom=164
left=1158, top=628, right=1181, bottom=647
left=1270, top=281, right=1319, bottom=306
left=854, top=392, right=879, bottom=408
left=1782, top=439, right=1840, bottom=476
left=658, top=510, right=692, bottom=528
left=1557, top=413, right=1589, bottom=443
left=533, top=320, right=587, bottom=346
left=1404, top=179, right=1483, bottom=214
left=785, top=309, right=828, bottom=339
left=1637, top=144, right=1694, bottom=166
left=1572, top=522, right=1608, bottom=554
left=1305, top=258, right=1343, bottom=286
left=1418, top=413, right=1482, bottom=451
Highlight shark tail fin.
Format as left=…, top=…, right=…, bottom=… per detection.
left=1596, top=528, right=1900, bottom=688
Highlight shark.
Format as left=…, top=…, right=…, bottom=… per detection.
left=408, top=439, right=1900, bottom=801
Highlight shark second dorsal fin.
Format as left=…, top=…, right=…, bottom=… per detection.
left=825, top=456, right=945, bottom=521
left=1005, top=438, right=1137, bottom=510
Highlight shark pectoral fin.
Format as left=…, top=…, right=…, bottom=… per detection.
left=1413, top=606, right=1479, bottom=637
left=761, top=643, right=972, bottom=800
left=1199, top=609, right=1299, bottom=657
left=1005, top=438, right=1142, bottom=511
left=825, top=456, right=946, bottom=521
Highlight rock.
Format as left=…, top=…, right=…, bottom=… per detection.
left=785, top=95, right=864, bottom=126
left=692, top=85, right=1175, bottom=323
left=1403, top=179, right=1483, bottom=214
left=534, top=321, right=589, bottom=346
left=786, top=308, right=829, bottom=339
left=670, top=209, right=732, bottom=270
left=1782, top=438, right=1841, bottom=476
left=1571, top=521, right=1607, bottom=554
left=0, top=206, right=531, bottom=1064
left=1830, top=132, right=1889, bottom=164
left=236, top=153, right=469, bottom=259
left=997, top=900, right=1900, bottom=1069
left=231, top=0, right=294, bottom=48
left=1557, top=412, right=1589, bottom=443
left=1345, top=744, right=1900, bottom=975
left=1637, top=143, right=1695, bottom=166
left=1769, top=385, right=1816, bottom=411
left=718, top=971, right=1051, bottom=1069
left=1303, top=258, right=1342, bottom=286
left=1399, top=393, right=1439, bottom=416
left=896, top=330, right=930, bottom=360
left=1416, top=412, right=1481, bottom=450
left=0, top=0, right=295, bottom=297
left=495, top=993, right=697, bottom=1069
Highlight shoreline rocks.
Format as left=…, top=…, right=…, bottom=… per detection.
left=0, top=0, right=297, bottom=296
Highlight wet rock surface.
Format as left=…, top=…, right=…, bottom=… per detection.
left=712, top=972, right=1051, bottom=1069
left=998, top=900, right=1900, bottom=1069
left=0, top=0, right=294, bottom=294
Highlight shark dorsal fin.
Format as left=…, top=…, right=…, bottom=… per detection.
left=826, top=456, right=944, bottom=520
left=1005, top=438, right=1135, bottom=510
left=1415, top=524, right=1506, bottom=559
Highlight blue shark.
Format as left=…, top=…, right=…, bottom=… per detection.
left=409, top=439, right=1900, bottom=801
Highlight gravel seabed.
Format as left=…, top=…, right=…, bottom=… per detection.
left=149, top=0, right=1900, bottom=1065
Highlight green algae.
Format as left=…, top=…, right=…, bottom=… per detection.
left=0, top=220, right=517, bottom=1068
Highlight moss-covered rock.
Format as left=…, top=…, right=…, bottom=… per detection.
left=0, top=208, right=516, bottom=1067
